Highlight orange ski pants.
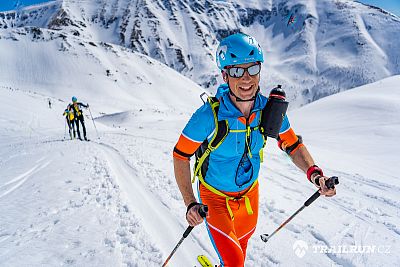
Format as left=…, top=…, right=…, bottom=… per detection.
left=198, top=182, right=259, bottom=267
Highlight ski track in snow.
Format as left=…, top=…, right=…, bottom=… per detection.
left=0, top=138, right=166, bottom=266
left=88, top=153, right=163, bottom=266
left=92, top=141, right=165, bottom=265
left=0, top=158, right=51, bottom=199
left=90, top=136, right=216, bottom=266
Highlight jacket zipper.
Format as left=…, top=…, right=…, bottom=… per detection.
left=235, top=114, right=255, bottom=188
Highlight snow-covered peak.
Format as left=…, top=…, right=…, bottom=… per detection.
left=1, top=0, right=399, bottom=107
left=0, top=1, right=60, bottom=28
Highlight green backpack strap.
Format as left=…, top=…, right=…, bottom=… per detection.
left=192, top=97, right=229, bottom=182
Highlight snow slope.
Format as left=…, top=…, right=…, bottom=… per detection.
left=0, top=65, right=212, bottom=266
left=1, top=47, right=399, bottom=267
left=0, top=26, right=205, bottom=114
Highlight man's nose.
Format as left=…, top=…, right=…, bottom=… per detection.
left=241, top=70, right=252, bottom=80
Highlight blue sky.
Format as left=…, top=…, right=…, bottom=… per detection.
left=0, top=0, right=53, bottom=12
left=0, top=0, right=399, bottom=16
left=358, top=0, right=400, bottom=16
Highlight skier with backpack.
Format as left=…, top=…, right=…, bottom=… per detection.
left=172, top=33, right=337, bottom=266
left=70, top=96, right=89, bottom=141
left=63, top=106, right=75, bottom=139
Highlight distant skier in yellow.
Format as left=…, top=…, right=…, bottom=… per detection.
left=63, top=106, right=76, bottom=139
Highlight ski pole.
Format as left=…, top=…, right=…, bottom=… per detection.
left=64, top=119, right=66, bottom=139
left=88, top=107, right=99, bottom=139
left=162, top=205, right=208, bottom=267
left=260, top=176, right=339, bottom=243
left=67, top=117, right=72, bottom=140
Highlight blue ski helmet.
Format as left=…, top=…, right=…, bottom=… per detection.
left=72, top=96, right=77, bottom=102
left=216, top=33, right=264, bottom=70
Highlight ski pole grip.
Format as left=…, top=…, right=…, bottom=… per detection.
left=198, top=205, right=208, bottom=218
left=326, top=176, right=339, bottom=189
left=304, top=191, right=320, bottom=207
left=304, top=177, right=339, bottom=207
left=183, top=226, right=194, bottom=238
left=183, top=205, right=208, bottom=238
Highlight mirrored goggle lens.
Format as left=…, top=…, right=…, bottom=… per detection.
left=227, top=64, right=261, bottom=78
left=228, top=67, right=245, bottom=78
left=247, top=64, right=261, bottom=76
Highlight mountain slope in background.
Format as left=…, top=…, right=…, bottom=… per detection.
left=0, top=25, right=204, bottom=114
left=1, top=0, right=399, bottom=106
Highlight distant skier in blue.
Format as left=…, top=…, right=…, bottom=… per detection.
left=69, top=96, right=89, bottom=141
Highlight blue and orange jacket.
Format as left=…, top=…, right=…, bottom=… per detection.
left=174, top=84, right=302, bottom=193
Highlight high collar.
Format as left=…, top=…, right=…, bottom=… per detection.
left=216, top=84, right=267, bottom=120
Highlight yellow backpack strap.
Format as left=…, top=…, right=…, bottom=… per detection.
left=258, top=113, right=267, bottom=163
left=198, top=175, right=258, bottom=220
left=259, top=134, right=266, bottom=162
left=192, top=147, right=211, bottom=183
left=192, top=97, right=229, bottom=182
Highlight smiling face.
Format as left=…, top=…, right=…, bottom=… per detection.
left=223, top=62, right=261, bottom=101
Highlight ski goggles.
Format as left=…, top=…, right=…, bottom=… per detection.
left=226, top=64, right=261, bottom=78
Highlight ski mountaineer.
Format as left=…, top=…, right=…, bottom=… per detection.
left=70, top=96, right=89, bottom=141
left=173, top=33, right=337, bottom=267
left=63, top=106, right=76, bottom=139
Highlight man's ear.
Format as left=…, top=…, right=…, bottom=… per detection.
left=222, top=71, right=228, bottom=83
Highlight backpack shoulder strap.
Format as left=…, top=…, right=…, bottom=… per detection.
left=207, top=96, right=229, bottom=149
left=193, top=97, right=229, bottom=182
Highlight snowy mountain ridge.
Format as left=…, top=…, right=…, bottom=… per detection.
left=1, top=0, right=399, bottom=106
